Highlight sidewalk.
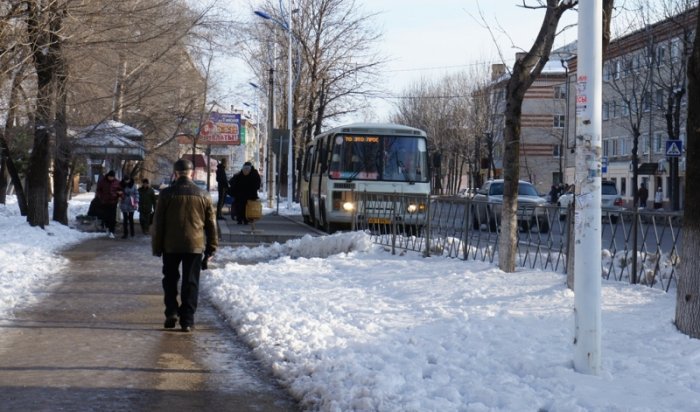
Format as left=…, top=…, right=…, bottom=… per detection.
left=218, top=212, right=325, bottom=246
left=0, top=235, right=298, bottom=411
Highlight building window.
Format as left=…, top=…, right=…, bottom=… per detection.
left=603, top=102, right=610, bottom=120
left=553, top=115, right=566, bottom=128
left=553, top=172, right=563, bottom=185
left=554, top=84, right=567, bottom=99
left=654, top=132, right=664, bottom=154
left=611, top=101, right=618, bottom=118
left=620, top=138, right=627, bottom=155
left=611, top=138, right=618, bottom=156
left=553, top=144, right=562, bottom=158
left=603, top=139, right=610, bottom=157
left=621, top=177, right=627, bottom=196
left=621, top=101, right=629, bottom=116
left=656, top=89, right=664, bottom=107
left=640, top=134, right=649, bottom=155
left=643, top=92, right=652, bottom=112
left=657, top=45, right=666, bottom=66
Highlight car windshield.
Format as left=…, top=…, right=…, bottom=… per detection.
left=488, top=182, right=539, bottom=196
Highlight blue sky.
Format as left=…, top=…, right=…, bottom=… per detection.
left=218, top=0, right=579, bottom=122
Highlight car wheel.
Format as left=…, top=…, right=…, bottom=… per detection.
left=610, top=215, right=619, bottom=224
left=537, top=219, right=550, bottom=234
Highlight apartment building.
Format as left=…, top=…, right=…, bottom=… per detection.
left=487, top=53, right=571, bottom=194
left=566, top=8, right=694, bottom=209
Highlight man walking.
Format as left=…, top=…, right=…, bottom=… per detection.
left=152, top=159, right=218, bottom=332
left=215, top=158, right=229, bottom=220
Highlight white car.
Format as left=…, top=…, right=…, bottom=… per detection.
left=557, top=181, right=624, bottom=223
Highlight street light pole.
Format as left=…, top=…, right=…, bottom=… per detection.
left=286, top=0, right=293, bottom=209
left=254, top=6, right=295, bottom=209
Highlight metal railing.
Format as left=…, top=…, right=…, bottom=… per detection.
left=353, top=192, right=683, bottom=292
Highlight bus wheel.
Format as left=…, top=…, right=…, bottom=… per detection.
left=303, top=214, right=311, bottom=225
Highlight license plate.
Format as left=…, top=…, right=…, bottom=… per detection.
left=368, top=217, right=390, bottom=224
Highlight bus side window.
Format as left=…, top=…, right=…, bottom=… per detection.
left=303, top=146, right=315, bottom=181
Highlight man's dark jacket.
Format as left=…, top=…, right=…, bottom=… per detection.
left=152, top=176, right=218, bottom=255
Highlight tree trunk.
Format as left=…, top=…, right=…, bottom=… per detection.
left=497, top=0, right=576, bottom=272
left=498, top=88, right=524, bottom=273
left=26, top=0, right=60, bottom=228
left=675, top=6, right=700, bottom=338
left=0, top=67, right=29, bottom=210
left=53, top=31, right=70, bottom=226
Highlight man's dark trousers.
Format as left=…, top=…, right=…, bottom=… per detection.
left=217, top=187, right=227, bottom=218
left=162, top=253, right=203, bottom=327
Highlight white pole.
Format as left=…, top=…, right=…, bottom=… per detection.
left=573, top=0, right=602, bottom=375
left=286, top=0, right=293, bottom=209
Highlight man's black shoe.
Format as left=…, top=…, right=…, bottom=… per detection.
left=164, top=316, right=178, bottom=329
left=181, top=325, right=194, bottom=333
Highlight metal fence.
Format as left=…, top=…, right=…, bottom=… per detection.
left=352, top=192, right=683, bottom=292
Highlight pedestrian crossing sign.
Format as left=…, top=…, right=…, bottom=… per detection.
left=665, top=140, right=682, bottom=157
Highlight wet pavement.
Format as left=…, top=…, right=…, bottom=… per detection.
left=0, top=235, right=299, bottom=411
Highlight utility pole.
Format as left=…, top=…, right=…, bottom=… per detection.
left=267, top=68, right=275, bottom=209
left=573, top=0, right=602, bottom=375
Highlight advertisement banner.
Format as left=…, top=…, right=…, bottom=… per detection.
left=199, top=112, right=241, bottom=145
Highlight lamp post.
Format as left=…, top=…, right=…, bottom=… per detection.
left=255, top=4, right=294, bottom=209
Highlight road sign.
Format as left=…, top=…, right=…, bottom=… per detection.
left=602, top=156, right=608, bottom=173
left=666, top=140, right=682, bottom=157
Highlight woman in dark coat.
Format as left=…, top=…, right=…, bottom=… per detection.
left=96, top=170, right=122, bottom=237
left=228, top=162, right=261, bottom=224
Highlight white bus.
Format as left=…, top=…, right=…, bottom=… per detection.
left=300, top=123, right=431, bottom=232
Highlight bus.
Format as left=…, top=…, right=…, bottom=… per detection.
left=300, top=123, right=431, bottom=232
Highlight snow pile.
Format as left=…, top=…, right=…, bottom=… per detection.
left=204, top=232, right=700, bottom=411
left=0, top=194, right=97, bottom=317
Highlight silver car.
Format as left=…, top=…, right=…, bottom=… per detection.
left=471, top=180, right=550, bottom=233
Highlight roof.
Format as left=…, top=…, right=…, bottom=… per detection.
left=72, top=120, right=145, bottom=160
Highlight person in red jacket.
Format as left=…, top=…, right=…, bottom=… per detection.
left=96, top=170, right=122, bottom=237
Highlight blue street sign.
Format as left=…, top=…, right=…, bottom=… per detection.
left=666, top=140, right=683, bottom=157
left=602, top=156, right=608, bottom=173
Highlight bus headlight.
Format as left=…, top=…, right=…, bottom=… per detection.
left=406, top=202, right=426, bottom=214
left=342, top=202, right=355, bottom=212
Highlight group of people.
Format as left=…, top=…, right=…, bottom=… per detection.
left=636, top=183, right=664, bottom=209
left=89, top=158, right=258, bottom=333
left=91, top=171, right=157, bottom=238
left=548, top=183, right=572, bottom=204
left=215, top=159, right=261, bottom=225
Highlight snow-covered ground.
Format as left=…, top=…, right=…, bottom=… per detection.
left=2, top=193, right=699, bottom=411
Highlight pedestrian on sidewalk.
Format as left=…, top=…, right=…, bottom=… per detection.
left=152, top=159, right=218, bottom=332
left=637, top=183, right=648, bottom=209
left=654, top=187, right=664, bottom=209
left=215, top=157, right=229, bottom=220
left=138, top=178, right=157, bottom=234
left=228, top=162, right=261, bottom=225
left=95, top=170, right=122, bottom=238
left=119, top=176, right=139, bottom=238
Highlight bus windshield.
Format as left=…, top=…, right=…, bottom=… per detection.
left=328, top=134, right=428, bottom=182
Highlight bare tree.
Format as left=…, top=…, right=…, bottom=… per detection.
left=498, top=0, right=577, bottom=273
left=392, top=73, right=477, bottom=195
left=241, top=0, right=385, bottom=199
left=675, top=2, right=700, bottom=339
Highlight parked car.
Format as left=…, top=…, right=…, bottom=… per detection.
left=193, top=179, right=208, bottom=191
left=557, top=181, right=624, bottom=223
left=471, top=179, right=550, bottom=233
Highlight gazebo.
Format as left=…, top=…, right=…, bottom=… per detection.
left=72, top=120, right=145, bottom=187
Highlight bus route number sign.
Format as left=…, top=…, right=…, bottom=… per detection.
left=344, top=135, right=379, bottom=143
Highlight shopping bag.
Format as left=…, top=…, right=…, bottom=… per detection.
left=245, top=199, right=263, bottom=221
